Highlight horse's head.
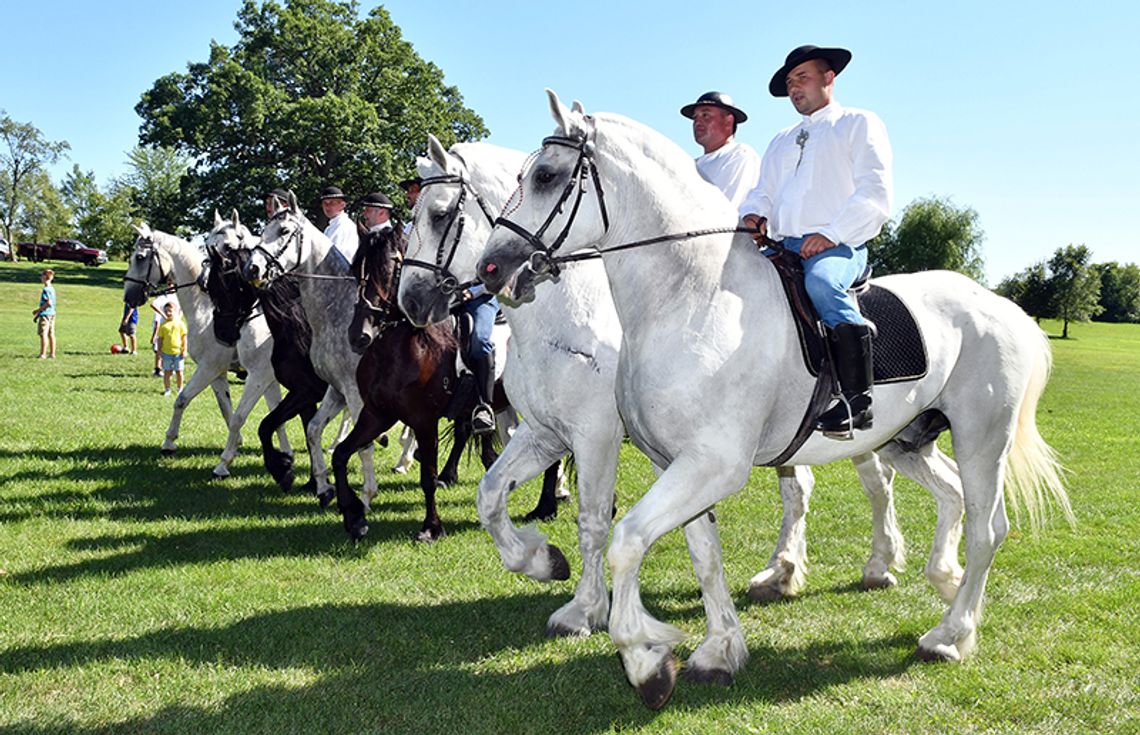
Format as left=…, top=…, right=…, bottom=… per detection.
left=348, top=224, right=405, bottom=353
left=244, top=191, right=305, bottom=286
left=479, top=90, right=609, bottom=304
left=399, top=136, right=524, bottom=327
left=123, top=222, right=173, bottom=307
left=205, top=210, right=260, bottom=346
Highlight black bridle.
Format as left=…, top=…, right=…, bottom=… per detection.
left=122, top=237, right=199, bottom=297
left=353, top=235, right=408, bottom=333
left=402, top=170, right=499, bottom=301
left=248, top=210, right=306, bottom=284
left=493, top=128, right=610, bottom=280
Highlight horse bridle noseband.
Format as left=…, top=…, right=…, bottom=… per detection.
left=249, top=210, right=306, bottom=284
left=494, top=126, right=611, bottom=279
left=402, top=169, right=499, bottom=301
left=122, top=237, right=198, bottom=297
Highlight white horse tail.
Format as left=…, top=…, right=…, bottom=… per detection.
left=1005, top=328, right=1074, bottom=530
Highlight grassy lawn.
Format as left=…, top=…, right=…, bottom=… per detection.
left=0, top=258, right=1137, bottom=734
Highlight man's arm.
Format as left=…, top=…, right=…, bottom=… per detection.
left=817, top=112, right=893, bottom=248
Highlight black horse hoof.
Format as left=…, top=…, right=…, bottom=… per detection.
left=523, top=505, right=558, bottom=523
left=622, top=651, right=679, bottom=710
left=414, top=526, right=446, bottom=543
left=345, top=517, right=369, bottom=541
left=160, top=448, right=176, bottom=457
left=317, top=489, right=335, bottom=509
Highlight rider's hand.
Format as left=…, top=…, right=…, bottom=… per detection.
left=799, top=234, right=837, bottom=259
left=742, top=215, right=767, bottom=245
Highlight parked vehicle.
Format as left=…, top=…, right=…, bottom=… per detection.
left=16, top=239, right=108, bottom=266
left=0, top=237, right=10, bottom=259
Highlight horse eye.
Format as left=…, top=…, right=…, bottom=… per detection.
left=535, top=167, right=557, bottom=186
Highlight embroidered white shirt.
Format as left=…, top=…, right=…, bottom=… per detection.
left=324, top=212, right=359, bottom=265
left=739, top=101, right=892, bottom=247
left=695, top=139, right=763, bottom=210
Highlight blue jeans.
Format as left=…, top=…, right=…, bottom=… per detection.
left=781, top=235, right=867, bottom=327
left=463, top=294, right=499, bottom=360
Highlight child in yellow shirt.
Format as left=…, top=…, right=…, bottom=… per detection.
left=156, top=302, right=188, bottom=396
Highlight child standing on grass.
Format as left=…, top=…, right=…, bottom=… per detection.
left=32, top=268, right=57, bottom=359
left=156, top=302, right=187, bottom=396
left=119, top=302, right=139, bottom=354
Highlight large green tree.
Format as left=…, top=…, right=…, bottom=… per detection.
left=1048, top=244, right=1102, bottom=338
left=995, top=261, right=1053, bottom=322
left=135, top=0, right=487, bottom=228
left=0, top=111, right=70, bottom=257
left=868, top=196, right=986, bottom=283
left=1093, top=261, right=1140, bottom=323
left=121, top=145, right=192, bottom=234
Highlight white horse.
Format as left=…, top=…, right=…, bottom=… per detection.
left=240, top=197, right=379, bottom=509
left=122, top=223, right=291, bottom=478
left=477, top=92, right=1072, bottom=708
left=400, top=135, right=967, bottom=634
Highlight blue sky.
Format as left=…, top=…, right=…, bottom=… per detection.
left=1, top=1, right=1136, bottom=284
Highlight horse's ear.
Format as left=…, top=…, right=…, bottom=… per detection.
left=571, top=100, right=586, bottom=114
left=231, top=209, right=241, bottom=229
left=213, top=209, right=224, bottom=228
left=134, top=222, right=151, bottom=238
left=427, top=134, right=449, bottom=171
left=287, top=190, right=299, bottom=212
left=546, top=88, right=570, bottom=135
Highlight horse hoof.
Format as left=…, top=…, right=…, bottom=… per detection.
left=523, top=506, right=558, bottom=523
left=682, top=665, right=734, bottom=687
left=438, top=471, right=458, bottom=486
left=414, top=527, right=445, bottom=543
left=746, top=582, right=788, bottom=604
left=298, top=478, right=317, bottom=496
left=317, top=489, right=335, bottom=509
left=277, top=471, right=295, bottom=494
left=345, top=518, right=369, bottom=541
left=915, top=643, right=961, bottom=663
left=546, top=621, right=591, bottom=639
left=546, top=544, right=570, bottom=581
left=861, top=572, right=898, bottom=590
left=631, top=652, right=679, bottom=710
left=160, top=448, right=176, bottom=457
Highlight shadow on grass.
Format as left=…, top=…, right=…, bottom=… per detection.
left=0, top=595, right=921, bottom=734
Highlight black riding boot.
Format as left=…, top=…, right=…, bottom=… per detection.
left=816, top=323, right=874, bottom=438
left=470, top=347, right=496, bottom=435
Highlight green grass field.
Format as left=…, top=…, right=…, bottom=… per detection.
left=1, top=258, right=1137, bottom=734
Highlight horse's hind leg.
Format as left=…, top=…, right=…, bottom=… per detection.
left=438, top=419, right=466, bottom=487
left=393, top=424, right=416, bottom=474
left=850, top=451, right=906, bottom=590
left=413, top=422, right=444, bottom=542
left=747, top=465, right=814, bottom=602
left=331, top=406, right=390, bottom=541
left=307, top=386, right=346, bottom=507
left=878, top=442, right=964, bottom=602
left=682, top=510, right=749, bottom=687
left=213, top=369, right=277, bottom=478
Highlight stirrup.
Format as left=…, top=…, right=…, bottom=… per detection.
left=471, top=403, right=495, bottom=434
left=817, top=394, right=873, bottom=441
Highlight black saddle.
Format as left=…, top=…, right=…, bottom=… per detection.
left=766, top=247, right=927, bottom=383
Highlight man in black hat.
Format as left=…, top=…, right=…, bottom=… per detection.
left=398, top=176, right=423, bottom=236
left=320, top=185, right=359, bottom=265
left=680, top=91, right=762, bottom=209
left=740, top=45, right=893, bottom=438
left=264, top=188, right=290, bottom=219
left=360, top=191, right=395, bottom=233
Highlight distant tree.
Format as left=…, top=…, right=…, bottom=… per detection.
left=0, top=110, right=70, bottom=258
left=995, top=261, right=1053, bottom=322
left=868, top=196, right=986, bottom=283
left=1093, top=262, right=1140, bottom=323
left=16, top=170, right=72, bottom=243
left=62, top=166, right=138, bottom=258
left=135, top=0, right=487, bottom=228
left=1048, top=245, right=1102, bottom=338
left=121, top=145, right=191, bottom=233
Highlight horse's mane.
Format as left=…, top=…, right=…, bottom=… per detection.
left=260, top=276, right=314, bottom=352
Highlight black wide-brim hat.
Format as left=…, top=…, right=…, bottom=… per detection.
left=319, top=185, right=347, bottom=201
left=264, top=188, right=289, bottom=201
left=680, top=91, right=748, bottom=124
left=360, top=192, right=393, bottom=209
left=769, top=45, right=852, bottom=97
left=397, top=177, right=422, bottom=190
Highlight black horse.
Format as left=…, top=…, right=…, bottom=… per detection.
left=204, top=237, right=329, bottom=498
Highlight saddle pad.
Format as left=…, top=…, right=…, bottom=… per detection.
left=791, top=284, right=928, bottom=384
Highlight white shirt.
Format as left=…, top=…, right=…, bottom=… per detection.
left=368, top=220, right=393, bottom=234
left=740, top=101, right=892, bottom=247
left=324, top=211, right=360, bottom=265
left=695, top=139, right=763, bottom=210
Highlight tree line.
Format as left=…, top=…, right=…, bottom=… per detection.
left=3, top=0, right=1137, bottom=337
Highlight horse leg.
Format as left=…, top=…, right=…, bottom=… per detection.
left=259, top=389, right=312, bottom=492
left=414, top=422, right=444, bottom=542
left=747, top=465, right=814, bottom=602
left=544, top=424, right=623, bottom=637
left=609, top=453, right=752, bottom=708
left=331, top=407, right=389, bottom=541
left=264, top=382, right=293, bottom=459
left=878, top=442, right=964, bottom=602
left=438, top=419, right=466, bottom=487
left=916, top=414, right=1013, bottom=662
left=476, top=423, right=569, bottom=580
left=393, top=424, right=416, bottom=474
left=344, top=392, right=379, bottom=511
left=294, top=402, right=321, bottom=496
left=212, top=369, right=277, bottom=478
left=849, top=452, right=906, bottom=590
left=161, top=368, right=227, bottom=455
left=307, top=386, right=346, bottom=508
left=479, top=427, right=499, bottom=470
left=495, top=407, right=520, bottom=445
left=523, top=461, right=564, bottom=523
